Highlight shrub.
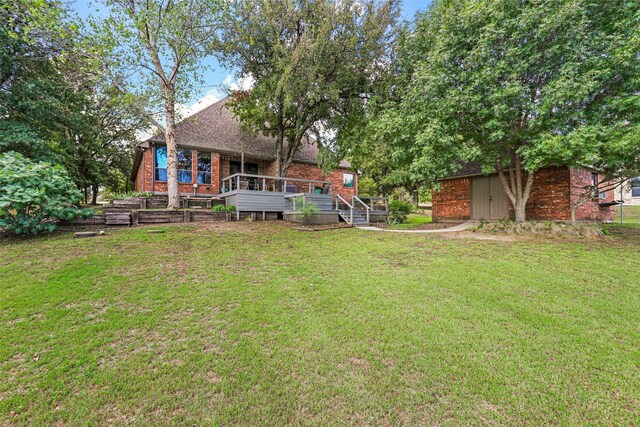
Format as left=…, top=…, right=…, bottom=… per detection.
left=225, top=205, right=237, bottom=212
left=386, top=200, right=414, bottom=224
left=0, top=152, right=93, bottom=234
left=298, top=200, right=320, bottom=223
left=212, top=204, right=227, bottom=212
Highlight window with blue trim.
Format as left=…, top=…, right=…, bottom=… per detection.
left=177, top=149, right=193, bottom=183
left=155, top=146, right=167, bottom=181
left=155, top=146, right=193, bottom=183
left=197, top=152, right=212, bottom=184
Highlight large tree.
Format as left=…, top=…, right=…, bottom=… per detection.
left=1, top=0, right=147, bottom=203
left=98, top=0, right=222, bottom=209
left=365, top=0, right=640, bottom=222
left=218, top=0, right=400, bottom=178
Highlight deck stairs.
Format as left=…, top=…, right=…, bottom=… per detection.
left=336, top=194, right=372, bottom=226
left=338, top=208, right=370, bottom=226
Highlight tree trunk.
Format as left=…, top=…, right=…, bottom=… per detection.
left=164, top=89, right=180, bottom=209
left=91, top=184, right=99, bottom=205
left=275, top=135, right=283, bottom=177
left=497, top=154, right=535, bottom=223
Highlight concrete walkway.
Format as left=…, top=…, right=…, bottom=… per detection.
left=356, top=221, right=476, bottom=233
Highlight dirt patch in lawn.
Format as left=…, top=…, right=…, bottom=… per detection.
left=446, top=231, right=516, bottom=242
left=383, top=223, right=451, bottom=231
left=288, top=223, right=352, bottom=232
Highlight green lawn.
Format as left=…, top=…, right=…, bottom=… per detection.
left=1, top=222, right=639, bottom=425
left=615, top=205, right=640, bottom=224
left=386, top=213, right=432, bottom=230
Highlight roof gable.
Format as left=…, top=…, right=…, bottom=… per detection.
left=145, top=97, right=347, bottom=167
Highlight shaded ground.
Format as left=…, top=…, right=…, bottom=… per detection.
left=1, top=222, right=639, bottom=425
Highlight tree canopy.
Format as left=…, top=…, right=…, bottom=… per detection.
left=361, top=0, right=640, bottom=221
left=98, top=0, right=223, bottom=209
left=218, top=0, right=400, bottom=177
left=1, top=0, right=145, bottom=204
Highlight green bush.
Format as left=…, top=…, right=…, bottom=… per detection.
left=357, top=176, right=378, bottom=196
left=386, top=200, right=414, bottom=224
left=211, top=205, right=236, bottom=213
left=0, top=152, right=93, bottom=234
left=298, top=200, right=320, bottom=223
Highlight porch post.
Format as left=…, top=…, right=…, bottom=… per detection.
left=241, top=140, right=245, bottom=174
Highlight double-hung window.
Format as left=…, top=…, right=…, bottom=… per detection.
left=197, top=152, right=212, bottom=184
left=343, top=173, right=354, bottom=188
left=177, top=149, right=193, bottom=183
left=155, top=146, right=168, bottom=181
left=591, top=172, right=606, bottom=199
left=154, top=146, right=193, bottom=183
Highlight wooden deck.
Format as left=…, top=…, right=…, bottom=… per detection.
left=219, top=173, right=388, bottom=225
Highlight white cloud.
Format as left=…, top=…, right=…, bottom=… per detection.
left=175, top=74, right=255, bottom=119
left=137, top=74, right=256, bottom=142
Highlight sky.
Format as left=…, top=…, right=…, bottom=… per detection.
left=71, top=0, right=431, bottom=115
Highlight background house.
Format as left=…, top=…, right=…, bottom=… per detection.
left=131, top=98, right=357, bottom=197
left=618, top=177, right=640, bottom=206
left=432, top=163, right=615, bottom=222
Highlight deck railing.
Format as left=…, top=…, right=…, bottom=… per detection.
left=358, top=196, right=389, bottom=212
left=352, top=195, right=371, bottom=223
left=221, top=173, right=333, bottom=194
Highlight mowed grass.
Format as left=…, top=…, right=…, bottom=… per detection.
left=386, top=213, right=433, bottom=230
left=615, top=205, right=640, bottom=224
left=1, top=223, right=639, bottom=425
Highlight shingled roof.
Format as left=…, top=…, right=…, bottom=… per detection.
left=444, top=161, right=485, bottom=179
left=141, top=97, right=348, bottom=167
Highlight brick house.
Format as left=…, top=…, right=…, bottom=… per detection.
left=131, top=97, right=358, bottom=198
left=432, top=162, right=616, bottom=223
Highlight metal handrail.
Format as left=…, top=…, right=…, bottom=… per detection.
left=358, top=196, right=389, bottom=212
left=283, top=193, right=306, bottom=211
left=335, top=194, right=353, bottom=224
left=223, top=173, right=332, bottom=184
left=222, top=173, right=334, bottom=194
left=352, top=195, right=370, bottom=223
left=335, top=194, right=353, bottom=209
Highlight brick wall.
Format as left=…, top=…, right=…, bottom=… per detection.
left=134, top=149, right=153, bottom=192
left=135, top=146, right=220, bottom=195
left=523, top=167, right=571, bottom=221
left=134, top=147, right=357, bottom=197
left=285, top=162, right=357, bottom=197
left=570, top=168, right=615, bottom=222
left=432, top=166, right=615, bottom=223
left=432, top=178, right=471, bottom=221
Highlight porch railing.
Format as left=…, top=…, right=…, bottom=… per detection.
left=352, top=195, right=371, bottom=223
left=335, top=194, right=354, bottom=224
left=283, top=193, right=306, bottom=211
left=221, top=173, right=333, bottom=194
left=358, top=196, right=389, bottom=212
